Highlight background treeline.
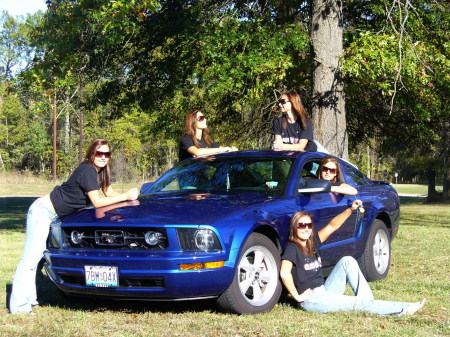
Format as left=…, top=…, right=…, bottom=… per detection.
left=0, top=1, right=448, bottom=201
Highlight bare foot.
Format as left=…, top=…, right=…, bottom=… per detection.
left=402, top=298, right=426, bottom=316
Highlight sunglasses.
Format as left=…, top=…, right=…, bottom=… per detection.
left=278, top=99, right=290, bottom=105
left=95, top=151, right=111, bottom=158
left=322, top=166, right=337, bottom=174
left=197, top=116, right=207, bottom=122
left=297, top=222, right=313, bottom=229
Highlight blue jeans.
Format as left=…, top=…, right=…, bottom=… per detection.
left=9, top=198, right=59, bottom=314
left=301, top=256, right=413, bottom=316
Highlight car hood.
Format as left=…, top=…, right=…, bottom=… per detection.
left=61, top=191, right=275, bottom=226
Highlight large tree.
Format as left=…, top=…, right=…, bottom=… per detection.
left=310, top=0, right=348, bottom=158
left=3, top=0, right=447, bottom=196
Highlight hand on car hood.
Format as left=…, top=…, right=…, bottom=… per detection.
left=61, top=191, right=273, bottom=225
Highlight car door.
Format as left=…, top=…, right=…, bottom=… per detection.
left=338, top=161, right=374, bottom=253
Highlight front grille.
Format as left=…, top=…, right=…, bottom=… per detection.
left=62, top=227, right=168, bottom=250
left=58, top=274, right=165, bottom=288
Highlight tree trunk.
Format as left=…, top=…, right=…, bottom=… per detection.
left=0, top=153, right=5, bottom=171
left=426, top=167, right=438, bottom=203
left=427, top=168, right=436, bottom=195
left=443, top=144, right=449, bottom=202
left=79, top=83, right=84, bottom=163
left=52, top=91, right=57, bottom=182
left=310, top=0, right=348, bottom=159
left=443, top=167, right=450, bottom=202
left=64, top=104, right=70, bottom=153
left=442, top=122, right=450, bottom=202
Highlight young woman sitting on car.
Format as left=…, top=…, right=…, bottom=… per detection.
left=178, top=109, right=238, bottom=161
left=317, top=157, right=357, bottom=195
left=271, top=91, right=317, bottom=152
left=280, top=200, right=426, bottom=316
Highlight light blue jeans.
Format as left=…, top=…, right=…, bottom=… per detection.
left=301, top=256, right=413, bottom=316
left=9, top=197, right=59, bottom=314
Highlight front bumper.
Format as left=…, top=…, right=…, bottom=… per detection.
left=44, top=249, right=236, bottom=299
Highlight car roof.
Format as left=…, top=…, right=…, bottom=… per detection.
left=183, top=150, right=322, bottom=161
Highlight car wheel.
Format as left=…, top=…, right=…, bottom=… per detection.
left=359, top=219, right=391, bottom=281
left=217, top=233, right=281, bottom=314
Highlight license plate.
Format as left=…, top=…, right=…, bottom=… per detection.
left=84, top=265, right=118, bottom=287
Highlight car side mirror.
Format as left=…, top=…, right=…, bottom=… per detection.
left=140, top=182, right=154, bottom=194
left=297, top=179, right=331, bottom=194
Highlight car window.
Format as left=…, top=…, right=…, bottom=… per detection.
left=298, top=158, right=350, bottom=187
left=150, top=157, right=295, bottom=196
left=301, top=160, right=320, bottom=179
left=343, top=163, right=369, bottom=186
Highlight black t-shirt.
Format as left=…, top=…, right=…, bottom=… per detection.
left=50, top=162, right=100, bottom=217
left=281, top=231, right=324, bottom=294
left=178, top=135, right=220, bottom=161
left=271, top=117, right=317, bottom=151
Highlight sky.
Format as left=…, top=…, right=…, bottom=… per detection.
left=0, top=0, right=47, bottom=17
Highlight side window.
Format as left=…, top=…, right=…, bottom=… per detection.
left=344, top=164, right=368, bottom=186
left=299, top=158, right=348, bottom=185
left=301, top=160, right=320, bottom=179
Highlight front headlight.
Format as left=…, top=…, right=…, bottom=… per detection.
left=177, top=227, right=222, bottom=252
left=47, top=225, right=63, bottom=248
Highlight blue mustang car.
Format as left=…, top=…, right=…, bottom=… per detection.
left=44, top=151, right=399, bottom=314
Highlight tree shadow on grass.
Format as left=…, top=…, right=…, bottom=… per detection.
left=399, top=196, right=427, bottom=205
left=0, top=197, right=36, bottom=231
left=399, top=197, right=449, bottom=228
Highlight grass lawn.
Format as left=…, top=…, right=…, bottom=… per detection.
left=0, top=182, right=142, bottom=197
left=394, top=184, right=443, bottom=195
left=0, top=196, right=448, bottom=336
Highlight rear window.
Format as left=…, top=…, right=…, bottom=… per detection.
left=343, top=163, right=369, bottom=186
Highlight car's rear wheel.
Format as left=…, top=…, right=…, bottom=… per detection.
left=217, top=233, right=281, bottom=314
left=359, top=219, right=391, bottom=281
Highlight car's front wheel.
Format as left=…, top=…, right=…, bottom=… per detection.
left=359, top=219, right=391, bottom=281
left=217, top=233, right=281, bottom=314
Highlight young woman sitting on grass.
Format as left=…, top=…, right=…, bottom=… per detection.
left=280, top=200, right=426, bottom=316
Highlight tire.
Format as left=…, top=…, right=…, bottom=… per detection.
left=217, top=233, right=281, bottom=314
left=359, top=219, right=391, bottom=281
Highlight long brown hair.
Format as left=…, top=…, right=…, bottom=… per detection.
left=84, top=138, right=111, bottom=193
left=184, top=109, right=213, bottom=147
left=281, top=91, right=311, bottom=130
left=288, top=211, right=316, bottom=258
left=318, top=156, right=340, bottom=184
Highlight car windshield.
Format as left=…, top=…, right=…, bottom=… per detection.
left=149, top=156, right=295, bottom=197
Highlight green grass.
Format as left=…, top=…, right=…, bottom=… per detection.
left=0, top=198, right=448, bottom=336
left=393, top=184, right=443, bottom=195
left=0, top=183, right=141, bottom=196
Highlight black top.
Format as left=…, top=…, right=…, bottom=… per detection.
left=179, top=135, right=220, bottom=161
left=271, top=117, right=317, bottom=151
left=50, top=162, right=100, bottom=217
left=281, top=231, right=324, bottom=294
